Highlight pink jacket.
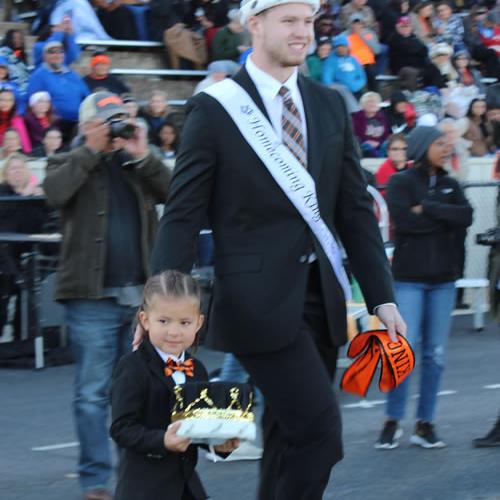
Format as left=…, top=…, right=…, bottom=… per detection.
left=7, top=115, right=32, bottom=153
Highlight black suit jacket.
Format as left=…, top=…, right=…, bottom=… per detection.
left=110, top=339, right=208, bottom=500
left=151, top=67, right=395, bottom=354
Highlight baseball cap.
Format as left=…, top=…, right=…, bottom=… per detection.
left=349, top=12, right=365, bottom=23
left=79, top=91, right=127, bottom=123
left=91, top=54, right=111, bottom=67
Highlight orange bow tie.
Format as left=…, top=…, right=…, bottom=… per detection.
left=340, top=330, right=415, bottom=397
left=164, top=358, right=194, bottom=378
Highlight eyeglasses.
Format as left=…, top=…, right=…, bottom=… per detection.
left=389, top=147, right=407, bottom=151
left=46, top=48, right=64, bottom=54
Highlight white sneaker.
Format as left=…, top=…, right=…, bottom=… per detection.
left=205, top=441, right=263, bottom=462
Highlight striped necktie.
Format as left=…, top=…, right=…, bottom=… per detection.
left=279, top=86, right=307, bottom=168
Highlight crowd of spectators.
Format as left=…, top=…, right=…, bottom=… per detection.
left=0, top=0, right=499, bottom=306
left=0, top=4, right=499, bottom=492
left=0, top=0, right=498, bottom=176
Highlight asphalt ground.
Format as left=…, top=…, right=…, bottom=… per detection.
left=1, top=314, right=499, bottom=500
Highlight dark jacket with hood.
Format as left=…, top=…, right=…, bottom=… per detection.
left=386, top=162, right=473, bottom=283
left=385, top=91, right=415, bottom=135
left=387, top=31, right=428, bottom=74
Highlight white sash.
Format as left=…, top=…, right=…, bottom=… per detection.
left=204, top=79, right=351, bottom=300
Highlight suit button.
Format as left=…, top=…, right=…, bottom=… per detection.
left=97, top=210, right=106, bottom=216
left=299, top=255, right=308, bottom=264
left=95, top=237, right=103, bottom=242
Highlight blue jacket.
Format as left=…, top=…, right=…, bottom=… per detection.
left=27, top=65, right=89, bottom=122
left=321, top=53, right=366, bottom=93
left=32, top=31, right=81, bottom=68
left=0, top=56, right=26, bottom=113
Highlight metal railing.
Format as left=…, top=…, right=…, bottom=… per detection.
left=110, top=68, right=208, bottom=78
left=77, top=39, right=163, bottom=48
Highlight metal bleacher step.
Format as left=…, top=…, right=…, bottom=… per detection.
left=0, top=20, right=30, bottom=36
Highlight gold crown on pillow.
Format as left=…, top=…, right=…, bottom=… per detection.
left=171, top=383, right=255, bottom=423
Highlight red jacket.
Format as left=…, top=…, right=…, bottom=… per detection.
left=375, top=159, right=399, bottom=196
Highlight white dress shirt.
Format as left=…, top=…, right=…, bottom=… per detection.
left=154, top=346, right=187, bottom=385
left=245, top=55, right=308, bottom=148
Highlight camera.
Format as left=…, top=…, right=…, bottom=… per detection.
left=476, top=227, right=500, bottom=246
left=108, top=118, right=136, bottom=140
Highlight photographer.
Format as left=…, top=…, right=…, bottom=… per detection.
left=43, top=92, right=170, bottom=500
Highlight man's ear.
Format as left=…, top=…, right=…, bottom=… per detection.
left=246, top=15, right=261, bottom=39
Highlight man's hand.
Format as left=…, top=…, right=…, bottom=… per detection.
left=164, top=422, right=191, bottom=452
left=375, top=304, right=406, bottom=343
left=411, top=205, right=423, bottom=214
left=214, top=438, right=240, bottom=454
left=83, top=118, right=111, bottom=153
left=112, top=121, right=149, bottom=160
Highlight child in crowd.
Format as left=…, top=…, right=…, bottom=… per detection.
left=139, top=90, right=172, bottom=144
left=157, top=121, right=180, bottom=163
left=110, top=270, right=239, bottom=500
left=375, top=133, right=409, bottom=195
left=0, top=128, right=23, bottom=159
left=0, top=86, right=31, bottom=153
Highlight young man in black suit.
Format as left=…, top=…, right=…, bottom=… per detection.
left=148, top=0, right=406, bottom=498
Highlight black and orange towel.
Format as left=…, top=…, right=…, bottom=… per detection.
left=341, top=330, right=415, bottom=398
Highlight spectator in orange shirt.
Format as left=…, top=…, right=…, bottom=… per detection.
left=345, top=13, right=380, bottom=90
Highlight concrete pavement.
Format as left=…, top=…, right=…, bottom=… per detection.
left=1, top=314, right=499, bottom=500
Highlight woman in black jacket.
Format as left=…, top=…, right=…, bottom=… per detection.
left=375, top=126, right=473, bottom=451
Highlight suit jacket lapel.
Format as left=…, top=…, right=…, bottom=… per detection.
left=232, top=66, right=272, bottom=125
left=298, top=75, right=322, bottom=179
left=140, top=339, right=176, bottom=392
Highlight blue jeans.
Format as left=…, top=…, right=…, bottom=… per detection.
left=65, top=298, right=135, bottom=491
left=386, top=281, right=456, bottom=423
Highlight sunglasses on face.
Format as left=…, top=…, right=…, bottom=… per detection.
left=47, top=48, right=64, bottom=54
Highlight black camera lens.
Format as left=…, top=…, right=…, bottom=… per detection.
left=108, top=118, right=136, bottom=140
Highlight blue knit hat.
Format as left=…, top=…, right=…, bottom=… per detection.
left=333, top=34, right=349, bottom=48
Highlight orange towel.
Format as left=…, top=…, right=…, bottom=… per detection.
left=340, top=329, right=415, bottom=397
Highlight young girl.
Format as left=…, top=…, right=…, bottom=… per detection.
left=139, top=90, right=172, bottom=143
left=157, top=121, right=180, bottom=168
left=110, top=270, right=239, bottom=500
left=464, top=98, right=493, bottom=157
left=0, top=87, right=31, bottom=153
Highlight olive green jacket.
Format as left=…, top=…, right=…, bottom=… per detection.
left=43, top=146, right=170, bottom=301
